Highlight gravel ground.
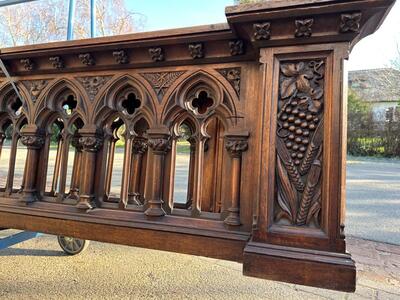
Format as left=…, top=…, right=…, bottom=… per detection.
left=0, top=232, right=399, bottom=300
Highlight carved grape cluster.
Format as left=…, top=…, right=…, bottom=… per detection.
left=280, top=101, right=319, bottom=165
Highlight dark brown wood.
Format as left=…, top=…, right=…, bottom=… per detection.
left=0, top=0, right=394, bottom=292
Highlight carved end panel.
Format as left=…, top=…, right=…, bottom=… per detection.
left=275, top=59, right=325, bottom=229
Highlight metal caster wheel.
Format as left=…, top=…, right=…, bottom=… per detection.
left=57, top=236, right=89, bottom=255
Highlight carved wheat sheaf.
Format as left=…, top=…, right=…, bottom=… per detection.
left=275, top=59, right=325, bottom=227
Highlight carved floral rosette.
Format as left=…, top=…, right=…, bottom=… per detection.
left=275, top=59, right=325, bottom=228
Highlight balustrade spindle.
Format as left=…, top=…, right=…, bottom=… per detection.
left=186, top=136, right=197, bottom=209
left=191, top=135, right=207, bottom=217
left=224, top=133, right=248, bottom=226
left=20, top=128, right=45, bottom=203
left=119, top=134, right=133, bottom=209
left=50, top=136, right=63, bottom=195
left=128, top=136, right=148, bottom=205
left=67, top=136, right=82, bottom=200
left=5, top=133, right=18, bottom=195
left=145, top=128, right=170, bottom=217
left=76, top=133, right=103, bottom=209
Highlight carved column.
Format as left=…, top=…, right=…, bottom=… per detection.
left=128, top=136, right=148, bottom=205
left=20, top=130, right=45, bottom=203
left=67, top=135, right=82, bottom=200
left=186, top=136, right=196, bottom=209
left=224, top=134, right=248, bottom=226
left=5, top=132, right=19, bottom=194
left=104, top=136, right=117, bottom=199
left=191, top=135, right=207, bottom=216
left=145, top=128, right=170, bottom=217
left=50, top=135, right=63, bottom=195
left=76, top=134, right=103, bottom=209
left=120, top=133, right=133, bottom=209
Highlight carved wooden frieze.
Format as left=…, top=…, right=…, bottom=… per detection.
left=77, top=76, right=112, bottom=101
left=22, top=80, right=48, bottom=102
left=140, top=71, right=185, bottom=101
left=217, top=68, right=241, bottom=95
left=275, top=59, right=325, bottom=227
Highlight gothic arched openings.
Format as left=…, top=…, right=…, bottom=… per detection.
left=163, top=71, right=243, bottom=219
left=95, top=80, right=151, bottom=209
left=0, top=86, right=28, bottom=195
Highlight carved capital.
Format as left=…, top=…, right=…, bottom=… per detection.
left=79, top=53, right=95, bottom=66
left=20, top=58, right=34, bottom=71
left=295, top=18, right=313, bottom=38
left=225, top=138, right=248, bottom=158
left=71, top=135, right=83, bottom=151
left=340, top=12, right=362, bottom=33
left=132, top=137, right=148, bottom=155
left=113, top=50, right=129, bottom=64
left=188, top=43, right=204, bottom=59
left=20, top=134, right=45, bottom=149
left=149, top=47, right=164, bottom=62
left=148, top=137, right=171, bottom=154
left=49, top=56, right=64, bottom=69
left=253, top=22, right=271, bottom=40
left=79, top=136, right=103, bottom=152
left=229, top=40, right=245, bottom=56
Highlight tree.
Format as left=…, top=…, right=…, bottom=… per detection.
left=0, top=0, right=145, bottom=47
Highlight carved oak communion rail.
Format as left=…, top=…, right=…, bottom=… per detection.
left=0, top=0, right=394, bottom=292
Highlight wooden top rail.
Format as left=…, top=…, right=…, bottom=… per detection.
left=0, top=0, right=394, bottom=292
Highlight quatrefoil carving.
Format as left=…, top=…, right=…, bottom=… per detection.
left=121, top=93, right=141, bottom=115
left=190, top=90, right=213, bottom=115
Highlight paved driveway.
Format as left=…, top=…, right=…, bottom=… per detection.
left=346, top=157, right=400, bottom=245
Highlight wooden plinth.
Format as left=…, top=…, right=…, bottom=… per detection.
left=243, top=241, right=356, bottom=292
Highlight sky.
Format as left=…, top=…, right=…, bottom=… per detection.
left=127, top=0, right=400, bottom=71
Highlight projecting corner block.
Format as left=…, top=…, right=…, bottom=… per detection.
left=243, top=242, right=356, bottom=292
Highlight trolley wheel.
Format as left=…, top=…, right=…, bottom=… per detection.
left=57, top=236, right=89, bottom=255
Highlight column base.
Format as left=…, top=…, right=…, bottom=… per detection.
left=243, top=241, right=356, bottom=292
left=76, top=196, right=95, bottom=210
left=224, top=208, right=241, bottom=226
left=144, top=206, right=165, bottom=217
left=22, top=191, right=39, bottom=204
